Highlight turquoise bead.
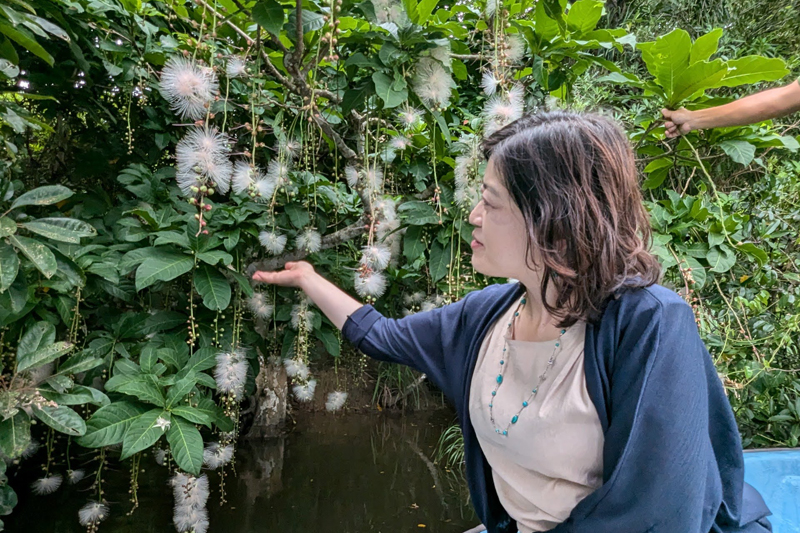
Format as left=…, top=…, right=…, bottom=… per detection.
left=500, top=360, right=504, bottom=365
left=515, top=312, right=519, bottom=316
left=532, top=388, right=538, bottom=394
left=503, top=430, right=508, bottom=435
left=521, top=298, right=526, bottom=304
left=496, top=375, right=503, bottom=384
left=489, top=403, right=493, bottom=408
left=522, top=401, right=528, bottom=407
left=491, top=391, right=496, bottom=396
left=511, top=415, right=518, bottom=424
left=555, top=342, right=560, bottom=347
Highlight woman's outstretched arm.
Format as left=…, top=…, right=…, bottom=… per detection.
left=252, top=261, right=362, bottom=330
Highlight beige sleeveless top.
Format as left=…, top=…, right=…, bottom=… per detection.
left=468, top=302, right=605, bottom=533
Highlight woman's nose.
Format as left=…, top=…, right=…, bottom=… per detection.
left=468, top=202, right=482, bottom=226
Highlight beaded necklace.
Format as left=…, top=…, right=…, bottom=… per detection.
left=488, top=295, right=568, bottom=436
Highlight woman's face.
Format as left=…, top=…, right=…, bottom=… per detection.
left=468, top=158, right=534, bottom=279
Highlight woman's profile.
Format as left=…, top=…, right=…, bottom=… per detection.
left=253, top=111, right=771, bottom=533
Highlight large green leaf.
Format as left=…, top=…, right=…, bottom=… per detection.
left=0, top=242, right=19, bottom=292
left=165, top=373, right=198, bottom=408
left=415, top=0, right=439, bottom=24
left=372, top=72, right=407, bottom=109
left=398, top=201, right=439, bottom=225
left=135, top=251, right=193, bottom=291
left=40, top=386, right=109, bottom=407
left=108, top=374, right=165, bottom=407
left=0, top=217, right=16, bottom=238
left=17, top=341, right=73, bottom=372
left=75, top=401, right=148, bottom=448
left=166, top=415, right=203, bottom=475
left=17, top=321, right=55, bottom=359
left=638, top=29, right=692, bottom=97
left=0, top=412, right=30, bottom=459
left=197, top=250, right=233, bottom=266
left=9, top=185, right=72, bottom=209
left=0, top=20, right=53, bottom=66
left=707, top=245, right=736, bottom=273
left=31, top=404, right=86, bottom=436
left=689, top=28, right=722, bottom=64
left=719, top=140, right=756, bottom=165
left=8, top=235, right=57, bottom=278
left=669, top=59, right=727, bottom=105
left=429, top=240, right=452, bottom=283
left=0, top=483, right=18, bottom=517
left=565, top=0, right=603, bottom=35
left=715, top=56, right=789, bottom=88
left=121, top=409, right=169, bottom=459
left=194, top=265, right=231, bottom=311
left=170, top=405, right=213, bottom=427
left=252, top=0, right=284, bottom=36
left=56, top=350, right=103, bottom=375
left=20, top=218, right=97, bottom=243
left=181, top=346, right=217, bottom=374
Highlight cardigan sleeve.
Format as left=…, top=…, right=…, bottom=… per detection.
left=550, top=293, right=770, bottom=533
left=340, top=294, right=474, bottom=396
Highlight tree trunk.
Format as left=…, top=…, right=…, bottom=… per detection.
left=243, top=355, right=287, bottom=439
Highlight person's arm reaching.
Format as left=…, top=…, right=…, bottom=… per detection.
left=253, top=261, right=362, bottom=329
left=661, top=79, right=800, bottom=137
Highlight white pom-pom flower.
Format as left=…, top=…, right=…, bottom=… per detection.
left=259, top=230, right=287, bottom=255
left=203, top=442, right=234, bottom=470
left=398, top=106, right=423, bottom=129
left=247, top=292, right=273, bottom=319
left=226, top=58, right=247, bottom=78
left=325, top=391, right=348, bottom=412
left=78, top=501, right=109, bottom=527
left=160, top=57, right=218, bottom=120
left=231, top=161, right=260, bottom=195
left=32, top=475, right=62, bottom=495
left=175, top=127, right=232, bottom=195
left=68, top=469, right=85, bottom=485
left=481, top=70, right=500, bottom=96
left=292, top=379, right=317, bottom=402
left=354, top=270, right=387, bottom=298
left=296, top=228, right=322, bottom=254
left=290, top=304, right=316, bottom=331
left=344, top=164, right=359, bottom=188
left=283, top=358, right=310, bottom=380
left=214, top=350, right=248, bottom=400
left=360, top=244, right=392, bottom=271
left=412, top=57, right=453, bottom=109
left=373, top=197, right=397, bottom=222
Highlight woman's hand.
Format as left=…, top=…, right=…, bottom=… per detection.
left=661, top=108, right=696, bottom=137
left=252, top=261, right=315, bottom=289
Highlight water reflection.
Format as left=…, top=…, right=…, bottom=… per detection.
left=5, top=411, right=476, bottom=532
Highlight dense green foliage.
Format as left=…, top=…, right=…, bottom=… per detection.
left=1, top=0, right=799, bottom=528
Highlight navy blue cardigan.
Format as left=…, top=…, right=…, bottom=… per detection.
left=342, top=282, right=772, bottom=533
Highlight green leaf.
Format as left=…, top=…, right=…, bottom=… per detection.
left=31, top=404, right=86, bottom=436
left=40, top=386, right=110, bottom=407
left=197, top=250, right=233, bottom=266
left=403, top=226, right=426, bottom=261
left=0, top=242, right=19, bottom=293
left=736, top=242, right=768, bottom=266
left=165, top=373, right=198, bottom=408
left=689, top=28, right=722, bottom=64
left=140, top=345, right=158, bottom=373
left=181, top=346, right=217, bottom=374
left=227, top=269, right=254, bottom=298
left=372, top=72, right=407, bottom=109
left=169, top=405, right=213, bottom=427
left=17, top=341, right=73, bottom=372
left=20, top=218, right=96, bottom=243
left=135, top=251, right=193, bottom=291
left=17, top=321, right=55, bottom=359
left=0, top=20, right=53, bottom=66
left=429, top=240, right=452, bottom=283
left=707, top=245, right=736, bottom=273
left=252, top=0, right=284, bottom=36
left=0, top=217, right=16, bottom=238
left=110, top=374, right=165, bottom=407
left=719, top=140, right=756, bottom=165
left=669, top=59, right=727, bottom=106
left=715, top=56, right=789, bottom=88
left=316, top=327, right=340, bottom=357
left=638, top=29, right=692, bottom=97
left=566, top=0, right=603, bottom=35
left=415, top=0, right=440, bottom=25
left=194, top=265, right=231, bottom=311
left=8, top=235, right=57, bottom=278
left=0, top=412, right=30, bottom=459
left=75, top=402, right=147, bottom=448
left=9, top=185, right=72, bottom=209
left=167, top=416, right=203, bottom=475
left=56, top=351, right=103, bottom=375
left=0, top=483, right=18, bottom=517
left=121, top=409, right=168, bottom=459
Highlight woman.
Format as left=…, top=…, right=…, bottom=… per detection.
left=252, top=111, right=772, bottom=533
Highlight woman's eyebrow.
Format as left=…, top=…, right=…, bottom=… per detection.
left=481, top=182, right=499, bottom=196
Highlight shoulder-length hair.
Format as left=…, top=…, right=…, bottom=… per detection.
left=481, top=110, right=661, bottom=326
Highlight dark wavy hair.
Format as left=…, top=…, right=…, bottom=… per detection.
left=481, top=110, right=661, bottom=327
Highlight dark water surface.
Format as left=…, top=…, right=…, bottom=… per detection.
left=5, top=410, right=477, bottom=533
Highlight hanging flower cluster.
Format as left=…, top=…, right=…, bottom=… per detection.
left=213, top=348, right=248, bottom=400
left=171, top=473, right=210, bottom=533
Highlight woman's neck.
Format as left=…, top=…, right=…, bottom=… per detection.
left=514, top=276, right=564, bottom=342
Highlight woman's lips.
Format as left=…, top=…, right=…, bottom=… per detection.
left=471, top=238, right=483, bottom=249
